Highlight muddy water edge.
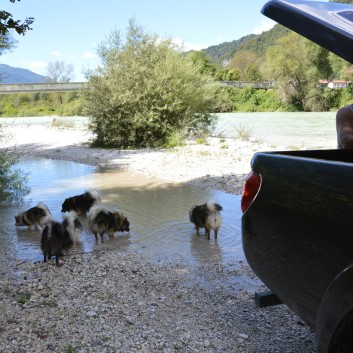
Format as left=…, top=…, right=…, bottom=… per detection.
left=1, top=158, right=247, bottom=285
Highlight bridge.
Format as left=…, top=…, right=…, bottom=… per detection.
left=219, top=81, right=274, bottom=89
left=0, top=82, right=86, bottom=93
left=0, top=81, right=275, bottom=93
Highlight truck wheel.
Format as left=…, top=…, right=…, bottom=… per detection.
left=328, top=309, right=353, bottom=353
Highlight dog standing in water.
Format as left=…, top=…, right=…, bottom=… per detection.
left=41, top=212, right=83, bottom=266
left=189, top=203, right=223, bottom=239
left=87, top=205, right=130, bottom=242
left=61, top=189, right=101, bottom=216
left=15, top=202, right=52, bottom=230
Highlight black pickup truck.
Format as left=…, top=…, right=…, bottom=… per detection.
left=241, top=1, right=353, bottom=352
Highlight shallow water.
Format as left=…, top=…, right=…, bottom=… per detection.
left=1, top=159, right=243, bottom=267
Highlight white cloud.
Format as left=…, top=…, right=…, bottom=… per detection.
left=22, top=60, right=48, bottom=75
left=172, top=37, right=209, bottom=52
left=83, top=51, right=97, bottom=59
left=252, top=19, right=276, bottom=35
left=51, top=50, right=64, bottom=57
left=214, top=36, right=224, bottom=45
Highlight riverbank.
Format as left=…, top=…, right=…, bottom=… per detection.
left=2, top=124, right=290, bottom=195
left=0, top=124, right=318, bottom=352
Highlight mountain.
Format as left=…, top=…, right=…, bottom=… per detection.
left=201, top=24, right=291, bottom=64
left=0, top=64, right=50, bottom=84
left=201, top=33, right=257, bottom=64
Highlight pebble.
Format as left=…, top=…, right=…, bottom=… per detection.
left=0, top=251, right=317, bottom=352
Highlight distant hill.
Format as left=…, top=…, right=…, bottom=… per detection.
left=201, top=24, right=291, bottom=64
left=201, top=33, right=257, bottom=64
left=0, top=64, right=50, bottom=84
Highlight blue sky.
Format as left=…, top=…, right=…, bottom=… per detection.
left=0, top=0, right=326, bottom=81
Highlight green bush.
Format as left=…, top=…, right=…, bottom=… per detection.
left=0, top=126, right=30, bottom=204
left=223, top=86, right=290, bottom=112
left=84, top=19, right=218, bottom=148
left=0, top=91, right=84, bottom=117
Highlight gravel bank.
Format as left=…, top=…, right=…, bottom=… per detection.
left=0, top=124, right=318, bottom=352
left=2, top=124, right=290, bottom=194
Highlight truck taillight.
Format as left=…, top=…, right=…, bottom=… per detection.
left=241, top=171, right=261, bottom=213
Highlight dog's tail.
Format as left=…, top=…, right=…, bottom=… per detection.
left=37, top=202, right=53, bottom=223
left=63, top=211, right=82, bottom=244
left=207, top=203, right=223, bottom=212
left=189, top=205, right=196, bottom=223
left=88, top=205, right=107, bottom=222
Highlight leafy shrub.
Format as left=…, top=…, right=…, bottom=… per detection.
left=18, top=94, right=31, bottom=105
left=84, top=19, right=218, bottom=148
left=65, top=91, right=80, bottom=103
left=2, top=103, right=18, bottom=116
left=0, top=126, right=30, bottom=204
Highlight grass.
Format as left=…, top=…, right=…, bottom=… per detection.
left=234, top=123, right=253, bottom=141
left=17, top=292, right=31, bottom=304
left=162, top=131, right=186, bottom=148
left=195, top=137, right=207, bottom=145
left=50, top=117, right=76, bottom=128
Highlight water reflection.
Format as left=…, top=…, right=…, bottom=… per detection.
left=1, top=158, right=243, bottom=266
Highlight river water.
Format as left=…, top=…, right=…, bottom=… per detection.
left=213, top=111, right=337, bottom=149
left=0, top=111, right=338, bottom=149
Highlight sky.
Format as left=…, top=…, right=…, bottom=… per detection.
left=0, top=0, right=326, bottom=82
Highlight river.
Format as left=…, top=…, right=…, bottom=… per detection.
left=213, top=111, right=337, bottom=149
left=1, top=111, right=338, bottom=149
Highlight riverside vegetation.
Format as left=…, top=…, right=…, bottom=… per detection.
left=0, top=84, right=352, bottom=119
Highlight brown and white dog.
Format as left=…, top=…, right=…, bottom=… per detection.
left=189, top=202, right=223, bottom=239
left=41, top=212, right=83, bottom=266
left=15, top=202, right=52, bottom=230
left=61, top=189, right=101, bottom=216
left=87, top=205, right=130, bottom=242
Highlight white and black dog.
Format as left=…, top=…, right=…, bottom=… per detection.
left=87, top=205, right=130, bottom=242
left=189, top=203, right=223, bottom=239
left=15, top=202, right=52, bottom=230
left=41, top=212, right=83, bottom=266
left=61, top=189, right=101, bottom=216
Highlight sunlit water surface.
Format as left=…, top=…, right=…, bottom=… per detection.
left=0, top=159, right=243, bottom=267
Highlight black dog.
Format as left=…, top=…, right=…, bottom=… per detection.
left=189, top=203, right=223, bottom=239
left=61, top=189, right=101, bottom=215
left=41, top=213, right=83, bottom=266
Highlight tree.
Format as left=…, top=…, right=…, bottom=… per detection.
left=46, top=61, right=74, bottom=83
left=0, top=0, right=34, bottom=36
left=187, top=51, right=217, bottom=78
left=228, top=50, right=263, bottom=82
left=264, top=32, right=332, bottom=111
left=0, top=32, right=16, bottom=56
left=0, top=128, right=29, bottom=204
left=225, top=69, right=240, bottom=81
left=84, top=19, right=218, bottom=148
